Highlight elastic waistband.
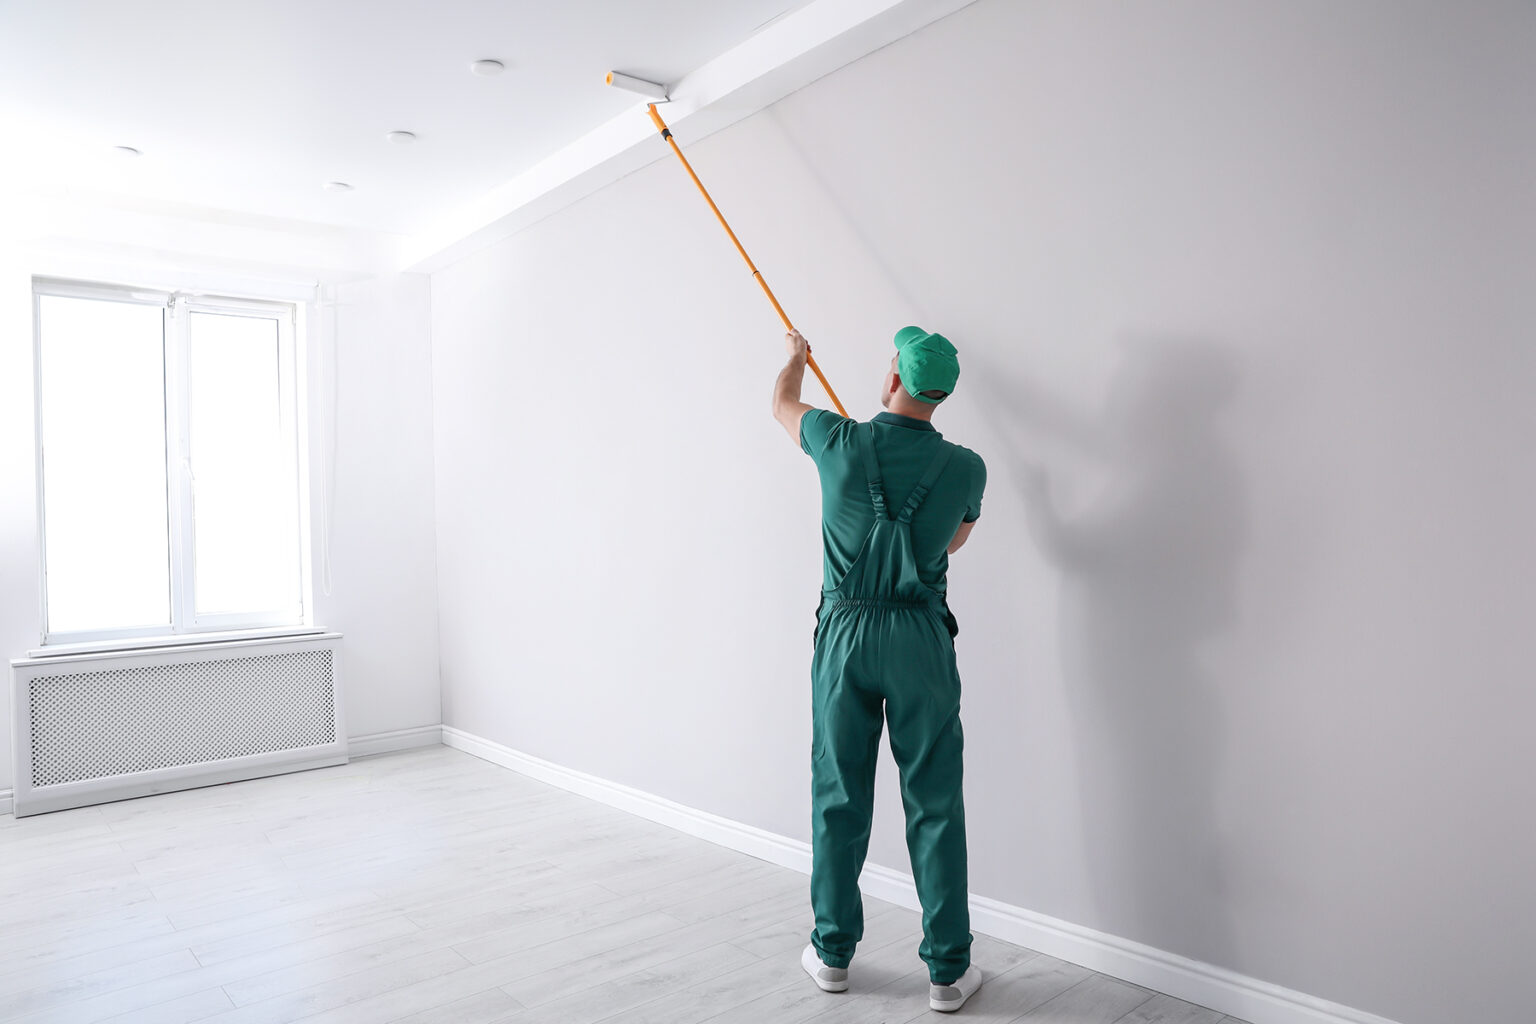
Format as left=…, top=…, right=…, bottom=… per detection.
left=820, top=594, right=943, bottom=610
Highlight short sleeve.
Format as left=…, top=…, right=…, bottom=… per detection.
left=799, top=408, right=840, bottom=460
left=963, top=452, right=986, bottom=522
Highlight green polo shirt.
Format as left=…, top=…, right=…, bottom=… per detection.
left=801, top=409, right=986, bottom=594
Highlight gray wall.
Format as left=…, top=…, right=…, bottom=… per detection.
left=429, top=3, right=1536, bottom=1021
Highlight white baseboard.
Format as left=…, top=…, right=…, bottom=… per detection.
left=442, top=725, right=814, bottom=874
left=347, top=724, right=444, bottom=758
left=0, top=788, right=10, bottom=817
left=442, top=725, right=1401, bottom=1024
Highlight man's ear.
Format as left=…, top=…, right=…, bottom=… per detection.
left=888, top=372, right=903, bottom=395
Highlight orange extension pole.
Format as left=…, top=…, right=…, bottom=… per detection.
left=646, top=103, right=849, bottom=418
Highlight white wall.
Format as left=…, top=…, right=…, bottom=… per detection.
left=0, top=252, right=43, bottom=751
left=0, top=224, right=441, bottom=788
left=430, top=3, right=1535, bottom=1022
left=309, top=272, right=441, bottom=740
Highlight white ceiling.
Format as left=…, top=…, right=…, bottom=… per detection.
left=0, top=0, right=811, bottom=237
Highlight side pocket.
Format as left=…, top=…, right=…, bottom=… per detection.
left=812, top=593, right=826, bottom=646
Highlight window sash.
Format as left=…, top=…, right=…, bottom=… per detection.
left=33, top=278, right=308, bottom=645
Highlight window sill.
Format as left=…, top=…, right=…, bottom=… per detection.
left=26, top=626, right=330, bottom=661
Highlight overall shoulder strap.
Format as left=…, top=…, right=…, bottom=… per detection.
left=858, top=422, right=889, bottom=520
left=896, top=443, right=955, bottom=523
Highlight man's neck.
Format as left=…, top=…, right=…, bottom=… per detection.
left=886, top=395, right=937, bottom=421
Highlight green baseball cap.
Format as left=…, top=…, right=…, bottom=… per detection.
left=893, top=326, right=959, bottom=403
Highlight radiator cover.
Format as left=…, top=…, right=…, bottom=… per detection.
left=10, top=633, right=346, bottom=817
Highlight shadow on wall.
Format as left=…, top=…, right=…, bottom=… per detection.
left=979, top=337, right=1249, bottom=965
left=766, top=101, right=1252, bottom=966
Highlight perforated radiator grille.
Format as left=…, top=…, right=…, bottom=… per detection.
left=28, top=650, right=336, bottom=788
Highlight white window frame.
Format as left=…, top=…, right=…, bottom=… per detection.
left=32, top=277, right=310, bottom=646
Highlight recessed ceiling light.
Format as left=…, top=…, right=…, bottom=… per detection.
left=386, top=130, right=417, bottom=144
left=323, top=181, right=354, bottom=192
left=114, top=146, right=142, bottom=157
left=471, top=59, right=505, bottom=76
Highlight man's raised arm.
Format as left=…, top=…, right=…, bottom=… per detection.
left=773, top=329, right=817, bottom=445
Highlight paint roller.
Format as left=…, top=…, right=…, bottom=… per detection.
left=604, top=71, right=848, bottom=418
left=604, top=71, right=669, bottom=101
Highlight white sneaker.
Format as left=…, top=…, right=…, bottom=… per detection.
left=929, top=965, right=983, bottom=1012
left=801, top=943, right=849, bottom=992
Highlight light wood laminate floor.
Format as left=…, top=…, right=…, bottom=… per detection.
left=0, top=745, right=1252, bottom=1024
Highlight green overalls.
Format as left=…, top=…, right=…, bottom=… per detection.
left=809, top=421, right=972, bottom=985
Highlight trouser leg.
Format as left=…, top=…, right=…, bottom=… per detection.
left=809, top=615, right=884, bottom=969
left=884, top=613, right=972, bottom=984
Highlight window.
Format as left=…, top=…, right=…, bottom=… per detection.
left=33, top=279, right=306, bottom=644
